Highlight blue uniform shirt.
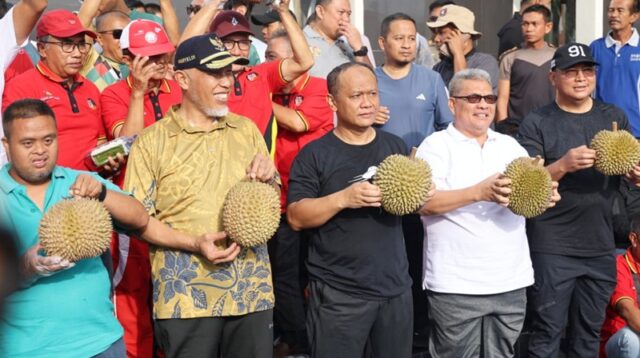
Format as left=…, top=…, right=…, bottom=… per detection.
left=375, top=64, right=453, bottom=150
left=0, top=165, right=123, bottom=358
left=591, top=29, right=640, bottom=137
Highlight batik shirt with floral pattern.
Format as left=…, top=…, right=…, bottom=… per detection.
left=124, top=107, right=275, bottom=318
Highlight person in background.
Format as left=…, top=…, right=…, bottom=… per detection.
left=497, top=0, right=551, bottom=57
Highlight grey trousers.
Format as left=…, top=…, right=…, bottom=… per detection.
left=428, top=288, right=527, bottom=358
left=307, top=280, right=413, bottom=358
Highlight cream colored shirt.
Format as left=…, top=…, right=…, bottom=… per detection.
left=125, top=106, right=275, bottom=319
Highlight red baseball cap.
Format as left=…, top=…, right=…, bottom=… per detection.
left=120, top=19, right=175, bottom=57
left=209, top=11, right=254, bottom=38
left=36, top=9, right=96, bottom=39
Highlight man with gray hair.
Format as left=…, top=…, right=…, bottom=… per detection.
left=416, top=68, right=559, bottom=357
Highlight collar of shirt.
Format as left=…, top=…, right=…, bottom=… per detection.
left=0, top=164, right=66, bottom=194
left=446, top=122, right=498, bottom=143
left=125, top=75, right=172, bottom=94
left=625, top=248, right=640, bottom=274
left=36, top=61, right=84, bottom=85
left=605, top=27, right=640, bottom=49
left=164, top=106, right=238, bottom=137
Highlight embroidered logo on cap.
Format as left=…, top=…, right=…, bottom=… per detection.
left=440, top=8, right=447, bottom=16
left=145, top=32, right=158, bottom=44
left=210, top=37, right=225, bottom=51
left=231, top=17, right=239, bottom=26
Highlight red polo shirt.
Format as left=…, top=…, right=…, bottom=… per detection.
left=100, top=76, right=183, bottom=140
left=3, top=62, right=104, bottom=171
left=100, top=76, right=182, bottom=187
left=273, top=74, right=334, bottom=211
left=230, top=59, right=288, bottom=157
left=600, top=249, right=640, bottom=357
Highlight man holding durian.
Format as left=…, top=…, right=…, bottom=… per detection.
left=518, top=42, right=640, bottom=357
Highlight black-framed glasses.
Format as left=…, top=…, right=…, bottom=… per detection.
left=186, top=4, right=201, bottom=15
left=40, top=41, right=91, bottom=54
left=98, top=29, right=123, bottom=40
left=452, top=94, right=498, bottom=104
left=222, top=39, right=252, bottom=51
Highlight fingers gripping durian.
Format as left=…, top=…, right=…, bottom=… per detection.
left=39, top=198, right=113, bottom=262
left=222, top=181, right=281, bottom=247
left=591, top=121, right=640, bottom=176
left=373, top=149, right=432, bottom=216
left=504, top=156, right=553, bottom=218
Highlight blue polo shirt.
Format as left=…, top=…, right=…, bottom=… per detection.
left=375, top=64, right=453, bottom=150
left=591, top=29, right=640, bottom=137
left=0, top=165, right=123, bottom=358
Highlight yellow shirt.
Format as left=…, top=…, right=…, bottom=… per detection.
left=124, top=106, right=275, bottom=319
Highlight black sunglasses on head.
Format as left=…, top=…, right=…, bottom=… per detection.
left=98, top=29, right=123, bottom=40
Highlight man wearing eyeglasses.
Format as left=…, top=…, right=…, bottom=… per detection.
left=416, top=68, right=559, bottom=357
left=182, top=0, right=313, bottom=157
left=80, top=10, right=131, bottom=92
left=518, top=42, right=640, bottom=357
left=2, top=9, right=107, bottom=173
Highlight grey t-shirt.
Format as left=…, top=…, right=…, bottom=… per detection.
left=433, top=49, right=500, bottom=93
left=304, top=25, right=353, bottom=79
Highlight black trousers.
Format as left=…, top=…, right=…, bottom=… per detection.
left=402, top=215, right=428, bottom=341
left=154, top=309, right=273, bottom=358
left=267, top=215, right=309, bottom=349
left=307, top=280, right=413, bottom=358
left=527, top=253, right=616, bottom=358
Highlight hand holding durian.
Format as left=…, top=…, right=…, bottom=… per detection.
left=591, top=122, right=640, bottom=183
left=504, top=156, right=560, bottom=218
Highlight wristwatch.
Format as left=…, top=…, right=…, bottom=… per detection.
left=353, top=46, right=368, bottom=57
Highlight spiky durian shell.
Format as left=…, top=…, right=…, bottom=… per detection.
left=39, top=198, right=113, bottom=262
left=222, top=181, right=280, bottom=247
left=591, top=128, right=640, bottom=175
left=373, top=154, right=432, bottom=216
left=504, top=157, right=553, bottom=218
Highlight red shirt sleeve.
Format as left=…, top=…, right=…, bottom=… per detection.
left=295, top=77, right=333, bottom=133
left=100, top=82, right=129, bottom=140
left=254, top=59, right=288, bottom=93
left=610, top=254, right=637, bottom=309
left=2, top=71, right=30, bottom=111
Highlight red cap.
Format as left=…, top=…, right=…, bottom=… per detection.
left=120, top=19, right=175, bottom=57
left=209, top=11, right=254, bottom=38
left=36, top=9, right=96, bottom=39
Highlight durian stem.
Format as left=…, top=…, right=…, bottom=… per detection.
left=410, top=147, right=417, bottom=159
left=612, top=121, right=618, bottom=132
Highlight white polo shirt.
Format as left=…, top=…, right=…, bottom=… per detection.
left=0, top=8, right=22, bottom=166
left=416, top=123, right=534, bottom=295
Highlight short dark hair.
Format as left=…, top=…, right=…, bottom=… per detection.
left=380, top=13, right=416, bottom=38
left=269, top=29, right=290, bottom=42
left=127, top=1, right=145, bottom=10
left=327, top=62, right=376, bottom=97
left=95, top=10, right=129, bottom=32
left=522, top=4, right=552, bottom=22
left=429, top=0, right=456, bottom=14
left=2, top=99, right=56, bottom=139
left=223, top=0, right=254, bottom=16
left=144, top=3, right=161, bottom=15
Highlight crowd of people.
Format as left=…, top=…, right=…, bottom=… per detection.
left=0, top=0, right=640, bottom=357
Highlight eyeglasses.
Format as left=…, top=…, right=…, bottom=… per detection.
left=98, top=29, right=123, bottom=40
left=222, top=39, right=252, bottom=51
left=452, top=94, right=498, bottom=104
left=40, top=41, right=91, bottom=54
left=559, top=66, right=596, bottom=78
left=186, top=4, right=201, bottom=15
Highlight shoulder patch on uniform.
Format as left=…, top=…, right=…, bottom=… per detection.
left=498, top=46, right=520, bottom=63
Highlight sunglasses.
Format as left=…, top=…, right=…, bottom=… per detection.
left=186, top=4, right=201, bottom=15
left=98, top=29, right=123, bottom=40
left=452, top=94, right=498, bottom=104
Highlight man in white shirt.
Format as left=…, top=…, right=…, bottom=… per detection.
left=0, top=0, right=48, bottom=165
left=416, top=68, right=559, bottom=357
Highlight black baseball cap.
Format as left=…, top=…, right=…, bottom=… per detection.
left=551, top=42, right=599, bottom=71
left=174, top=34, right=249, bottom=72
left=250, top=9, right=296, bottom=26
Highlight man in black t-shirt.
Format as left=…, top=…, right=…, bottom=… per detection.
left=518, top=42, right=640, bottom=357
left=287, top=62, right=432, bottom=358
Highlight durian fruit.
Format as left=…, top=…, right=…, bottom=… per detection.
left=504, top=156, right=553, bottom=218
left=373, top=148, right=432, bottom=216
left=222, top=181, right=280, bottom=247
left=591, top=121, right=640, bottom=176
left=39, top=198, right=113, bottom=262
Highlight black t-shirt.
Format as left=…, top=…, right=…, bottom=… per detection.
left=517, top=100, right=629, bottom=256
left=287, top=129, right=412, bottom=299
